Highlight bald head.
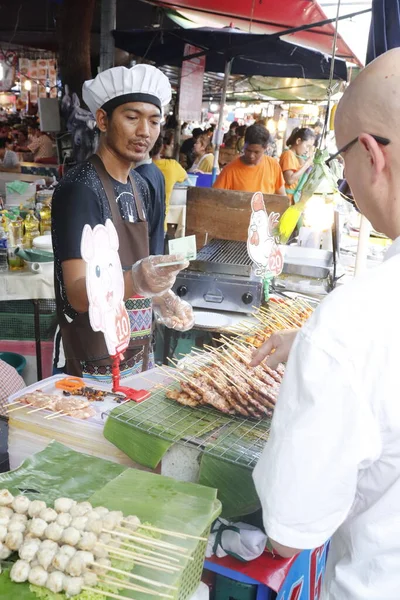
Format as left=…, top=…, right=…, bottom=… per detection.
left=335, top=48, right=400, bottom=144
left=335, top=49, right=400, bottom=240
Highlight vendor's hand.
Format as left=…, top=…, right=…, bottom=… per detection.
left=250, top=329, right=299, bottom=369
left=131, top=254, right=189, bottom=298
left=153, top=290, right=195, bottom=332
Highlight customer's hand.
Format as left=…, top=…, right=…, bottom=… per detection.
left=250, top=329, right=299, bottom=369
left=131, top=254, right=188, bottom=298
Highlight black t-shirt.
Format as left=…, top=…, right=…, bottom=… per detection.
left=135, top=161, right=165, bottom=255
left=52, top=160, right=151, bottom=319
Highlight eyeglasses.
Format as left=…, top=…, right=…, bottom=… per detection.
left=325, top=134, right=390, bottom=165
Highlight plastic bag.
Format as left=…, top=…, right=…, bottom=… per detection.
left=153, top=290, right=195, bottom=331
left=131, top=254, right=189, bottom=297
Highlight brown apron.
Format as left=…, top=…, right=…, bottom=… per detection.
left=55, top=154, right=152, bottom=379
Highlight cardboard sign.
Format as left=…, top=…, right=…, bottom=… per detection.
left=178, top=44, right=206, bottom=122
left=81, top=219, right=130, bottom=357
left=247, top=192, right=284, bottom=277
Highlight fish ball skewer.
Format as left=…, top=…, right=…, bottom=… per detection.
left=8, top=521, right=26, bottom=533
left=60, top=544, right=77, bottom=558
left=70, top=502, right=92, bottom=518
left=0, top=517, right=9, bottom=528
left=0, top=542, right=12, bottom=559
left=78, top=532, right=97, bottom=551
left=53, top=550, right=74, bottom=572
left=41, top=539, right=59, bottom=553
left=93, top=506, right=109, bottom=518
left=66, top=551, right=94, bottom=577
left=0, top=507, right=13, bottom=519
left=63, top=575, right=83, bottom=597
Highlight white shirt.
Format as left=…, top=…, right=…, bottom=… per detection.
left=253, top=237, right=400, bottom=599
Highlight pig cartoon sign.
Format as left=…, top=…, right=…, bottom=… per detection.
left=81, top=219, right=130, bottom=357
left=81, top=219, right=149, bottom=402
left=247, top=192, right=284, bottom=277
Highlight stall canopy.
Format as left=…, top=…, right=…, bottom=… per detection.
left=142, top=0, right=368, bottom=65
left=113, top=27, right=348, bottom=81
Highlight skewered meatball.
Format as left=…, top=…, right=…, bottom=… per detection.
left=0, top=542, right=12, bottom=559
left=0, top=507, right=13, bottom=519
left=63, top=575, right=83, bottom=597
left=123, top=515, right=141, bottom=531
left=45, top=523, right=64, bottom=542
left=70, top=503, right=91, bottom=518
left=28, top=500, right=47, bottom=518
left=91, top=557, right=111, bottom=575
left=47, top=571, right=65, bottom=593
left=103, top=510, right=123, bottom=530
left=37, top=547, right=57, bottom=570
left=0, top=489, right=13, bottom=506
left=61, top=527, right=81, bottom=546
left=56, top=512, right=72, bottom=528
left=8, top=520, right=26, bottom=534
left=12, top=495, right=30, bottom=514
left=92, top=506, right=109, bottom=518
left=40, top=539, right=59, bottom=553
left=28, top=565, right=48, bottom=587
left=52, top=551, right=72, bottom=572
left=83, top=570, right=98, bottom=587
left=10, top=559, right=30, bottom=583
left=54, top=497, right=76, bottom=513
left=0, top=525, right=7, bottom=542
left=39, top=507, right=58, bottom=523
left=28, top=518, right=47, bottom=538
left=71, top=517, right=88, bottom=531
left=86, top=519, right=103, bottom=536
left=78, top=532, right=97, bottom=551
left=19, top=539, right=41, bottom=562
left=5, top=531, right=24, bottom=550
left=60, top=544, right=77, bottom=558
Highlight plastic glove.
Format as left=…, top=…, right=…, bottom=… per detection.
left=153, top=290, right=195, bottom=332
left=250, top=328, right=299, bottom=369
left=131, top=254, right=189, bottom=298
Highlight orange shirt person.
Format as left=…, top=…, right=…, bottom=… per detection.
left=280, top=127, right=315, bottom=200
left=213, top=125, right=286, bottom=195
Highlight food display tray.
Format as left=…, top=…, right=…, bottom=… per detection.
left=7, top=374, right=127, bottom=426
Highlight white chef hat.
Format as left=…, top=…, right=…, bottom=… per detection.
left=82, top=64, right=172, bottom=116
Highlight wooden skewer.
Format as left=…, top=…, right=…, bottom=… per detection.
left=118, top=541, right=181, bottom=563
left=6, top=401, right=23, bottom=408
left=83, top=587, right=131, bottom=600
left=100, top=575, right=174, bottom=598
left=99, top=542, right=181, bottom=568
left=27, top=403, right=54, bottom=414
left=7, top=403, right=32, bottom=413
left=102, top=544, right=180, bottom=572
left=102, top=528, right=191, bottom=555
left=119, top=536, right=194, bottom=561
left=121, top=520, right=207, bottom=542
left=45, top=411, right=69, bottom=420
left=87, top=561, right=178, bottom=589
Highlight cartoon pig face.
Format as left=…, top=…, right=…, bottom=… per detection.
left=81, top=219, right=124, bottom=333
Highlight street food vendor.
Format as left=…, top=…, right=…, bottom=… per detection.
left=213, top=125, right=286, bottom=195
left=252, top=48, right=400, bottom=599
left=52, top=64, right=194, bottom=380
left=279, top=127, right=315, bottom=202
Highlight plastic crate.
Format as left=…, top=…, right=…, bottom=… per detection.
left=215, top=575, right=257, bottom=600
left=0, top=300, right=57, bottom=341
left=178, top=503, right=221, bottom=600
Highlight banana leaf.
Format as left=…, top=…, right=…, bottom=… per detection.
left=278, top=148, right=339, bottom=243
left=0, top=441, right=221, bottom=600
left=199, top=455, right=260, bottom=519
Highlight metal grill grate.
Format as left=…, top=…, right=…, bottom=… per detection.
left=105, top=384, right=271, bottom=469
left=190, top=240, right=252, bottom=277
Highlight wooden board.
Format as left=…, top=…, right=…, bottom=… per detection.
left=186, top=187, right=290, bottom=248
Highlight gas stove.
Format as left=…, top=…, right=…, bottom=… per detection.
left=172, top=239, right=263, bottom=314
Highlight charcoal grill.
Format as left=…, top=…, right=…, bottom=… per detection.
left=173, top=239, right=263, bottom=314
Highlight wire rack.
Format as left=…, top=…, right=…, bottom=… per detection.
left=105, top=384, right=271, bottom=469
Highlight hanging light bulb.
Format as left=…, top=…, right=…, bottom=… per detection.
left=24, top=79, right=32, bottom=92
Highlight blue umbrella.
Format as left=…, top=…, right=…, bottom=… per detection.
left=366, top=0, right=400, bottom=63
left=114, top=26, right=347, bottom=180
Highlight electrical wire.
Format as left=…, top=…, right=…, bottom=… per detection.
left=320, top=0, right=342, bottom=149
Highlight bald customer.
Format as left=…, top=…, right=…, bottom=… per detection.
left=251, top=48, right=400, bottom=599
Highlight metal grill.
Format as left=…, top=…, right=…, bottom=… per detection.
left=190, top=240, right=252, bottom=277
left=105, top=384, right=271, bottom=469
